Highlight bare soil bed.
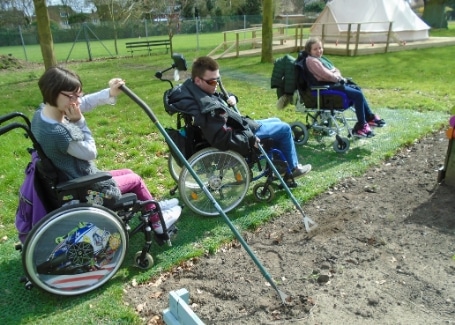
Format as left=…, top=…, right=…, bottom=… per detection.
left=124, top=130, right=455, bottom=325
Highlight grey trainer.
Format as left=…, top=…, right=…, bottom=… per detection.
left=292, top=164, right=312, bottom=179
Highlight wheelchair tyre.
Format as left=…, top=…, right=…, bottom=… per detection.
left=253, top=183, right=275, bottom=202
left=333, top=137, right=350, bottom=153
left=22, top=203, right=128, bottom=296
left=168, top=154, right=182, bottom=183
left=178, top=147, right=250, bottom=216
left=134, top=251, right=154, bottom=269
left=290, top=121, right=309, bottom=146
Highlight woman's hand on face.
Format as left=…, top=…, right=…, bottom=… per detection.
left=108, top=78, right=125, bottom=97
left=65, top=103, right=82, bottom=122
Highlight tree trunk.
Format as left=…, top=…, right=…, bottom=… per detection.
left=261, top=0, right=273, bottom=63
left=422, top=0, right=448, bottom=28
left=33, top=0, right=56, bottom=69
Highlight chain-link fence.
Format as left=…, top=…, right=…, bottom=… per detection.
left=0, top=14, right=317, bottom=47
left=0, top=14, right=321, bottom=63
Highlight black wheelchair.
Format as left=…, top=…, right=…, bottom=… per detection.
left=0, top=112, right=178, bottom=296
left=158, top=55, right=301, bottom=217
left=289, top=51, right=357, bottom=153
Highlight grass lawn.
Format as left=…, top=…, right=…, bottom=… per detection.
left=0, top=24, right=454, bottom=324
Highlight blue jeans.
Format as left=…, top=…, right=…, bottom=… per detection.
left=343, top=85, right=373, bottom=124
left=255, top=117, right=299, bottom=169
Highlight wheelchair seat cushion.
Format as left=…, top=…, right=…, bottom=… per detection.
left=299, top=88, right=347, bottom=109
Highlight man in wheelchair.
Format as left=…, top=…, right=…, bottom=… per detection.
left=304, top=37, right=386, bottom=138
left=32, top=66, right=181, bottom=235
left=165, top=56, right=312, bottom=182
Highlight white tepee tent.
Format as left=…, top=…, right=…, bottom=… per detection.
left=310, top=0, right=430, bottom=43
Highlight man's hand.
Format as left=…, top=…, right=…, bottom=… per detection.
left=254, top=137, right=260, bottom=148
left=227, top=96, right=237, bottom=106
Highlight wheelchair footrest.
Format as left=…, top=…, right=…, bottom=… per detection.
left=155, top=225, right=178, bottom=246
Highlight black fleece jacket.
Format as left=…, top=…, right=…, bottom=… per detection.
left=165, top=78, right=260, bottom=156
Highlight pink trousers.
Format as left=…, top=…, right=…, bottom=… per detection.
left=110, top=169, right=154, bottom=210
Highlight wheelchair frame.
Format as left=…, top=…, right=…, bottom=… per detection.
left=291, top=85, right=357, bottom=153
left=289, top=51, right=358, bottom=153
left=0, top=112, right=177, bottom=296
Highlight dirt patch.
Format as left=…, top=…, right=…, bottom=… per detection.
left=124, top=130, right=455, bottom=324
left=0, top=54, right=42, bottom=71
left=0, top=54, right=25, bottom=70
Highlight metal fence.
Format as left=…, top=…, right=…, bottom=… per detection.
left=0, top=15, right=317, bottom=47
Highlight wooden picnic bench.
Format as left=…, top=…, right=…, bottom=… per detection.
left=125, top=39, right=171, bottom=56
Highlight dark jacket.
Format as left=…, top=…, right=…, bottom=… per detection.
left=270, top=54, right=297, bottom=98
left=165, top=79, right=260, bottom=156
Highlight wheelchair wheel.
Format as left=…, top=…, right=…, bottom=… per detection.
left=178, top=147, right=250, bottom=216
left=22, top=203, right=128, bottom=296
left=253, top=183, right=275, bottom=202
left=168, top=154, right=182, bottom=183
left=333, top=137, right=350, bottom=153
left=290, top=121, right=309, bottom=146
left=134, top=251, right=154, bottom=269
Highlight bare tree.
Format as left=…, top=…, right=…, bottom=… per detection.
left=88, top=0, right=144, bottom=54
left=140, top=0, right=182, bottom=54
left=0, top=0, right=35, bottom=24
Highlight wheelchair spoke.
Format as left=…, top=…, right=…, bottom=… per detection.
left=179, top=148, right=250, bottom=216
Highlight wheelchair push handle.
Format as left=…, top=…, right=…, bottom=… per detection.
left=0, top=121, right=29, bottom=137
left=154, top=53, right=187, bottom=89
left=0, top=111, right=31, bottom=127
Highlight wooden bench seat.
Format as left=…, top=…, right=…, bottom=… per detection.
left=125, top=39, right=171, bottom=56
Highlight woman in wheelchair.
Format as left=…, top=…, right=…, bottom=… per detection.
left=32, top=66, right=181, bottom=234
left=304, top=37, right=386, bottom=138
left=166, top=56, right=312, bottom=181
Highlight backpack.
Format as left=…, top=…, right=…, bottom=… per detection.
left=15, top=150, right=48, bottom=243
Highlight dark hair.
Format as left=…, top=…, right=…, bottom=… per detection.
left=38, top=66, right=83, bottom=107
left=304, top=37, right=321, bottom=54
left=191, top=56, right=219, bottom=80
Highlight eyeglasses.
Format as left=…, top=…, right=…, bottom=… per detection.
left=201, top=78, right=219, bottom=87
left=60, top=92, right=84, bottom=102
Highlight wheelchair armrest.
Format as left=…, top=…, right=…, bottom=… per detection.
left=112, top=193, right=138, bottom=209
left=56, top=172, right=112, bottom=191
left=310, top=85, right=330, bottom=91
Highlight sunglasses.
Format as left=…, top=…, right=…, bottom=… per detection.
left=201, top=78, right=219, bottom=87
left=60, top=92, right=84, bottom=102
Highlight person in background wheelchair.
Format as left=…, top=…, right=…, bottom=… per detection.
left=166, top=56, right=312, bottom=181
left=304, top=37, right=386, bottom=138
left=32, top=66, right=181, bottom=234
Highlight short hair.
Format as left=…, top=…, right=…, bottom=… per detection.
left=191, top=56, right=219, bottom=80
left=304, top=37, right=321, bottom=53
left=38, top=66, right=83, bottom=107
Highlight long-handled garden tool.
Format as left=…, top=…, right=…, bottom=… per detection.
left=120, top=84, right=289, bottom=304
